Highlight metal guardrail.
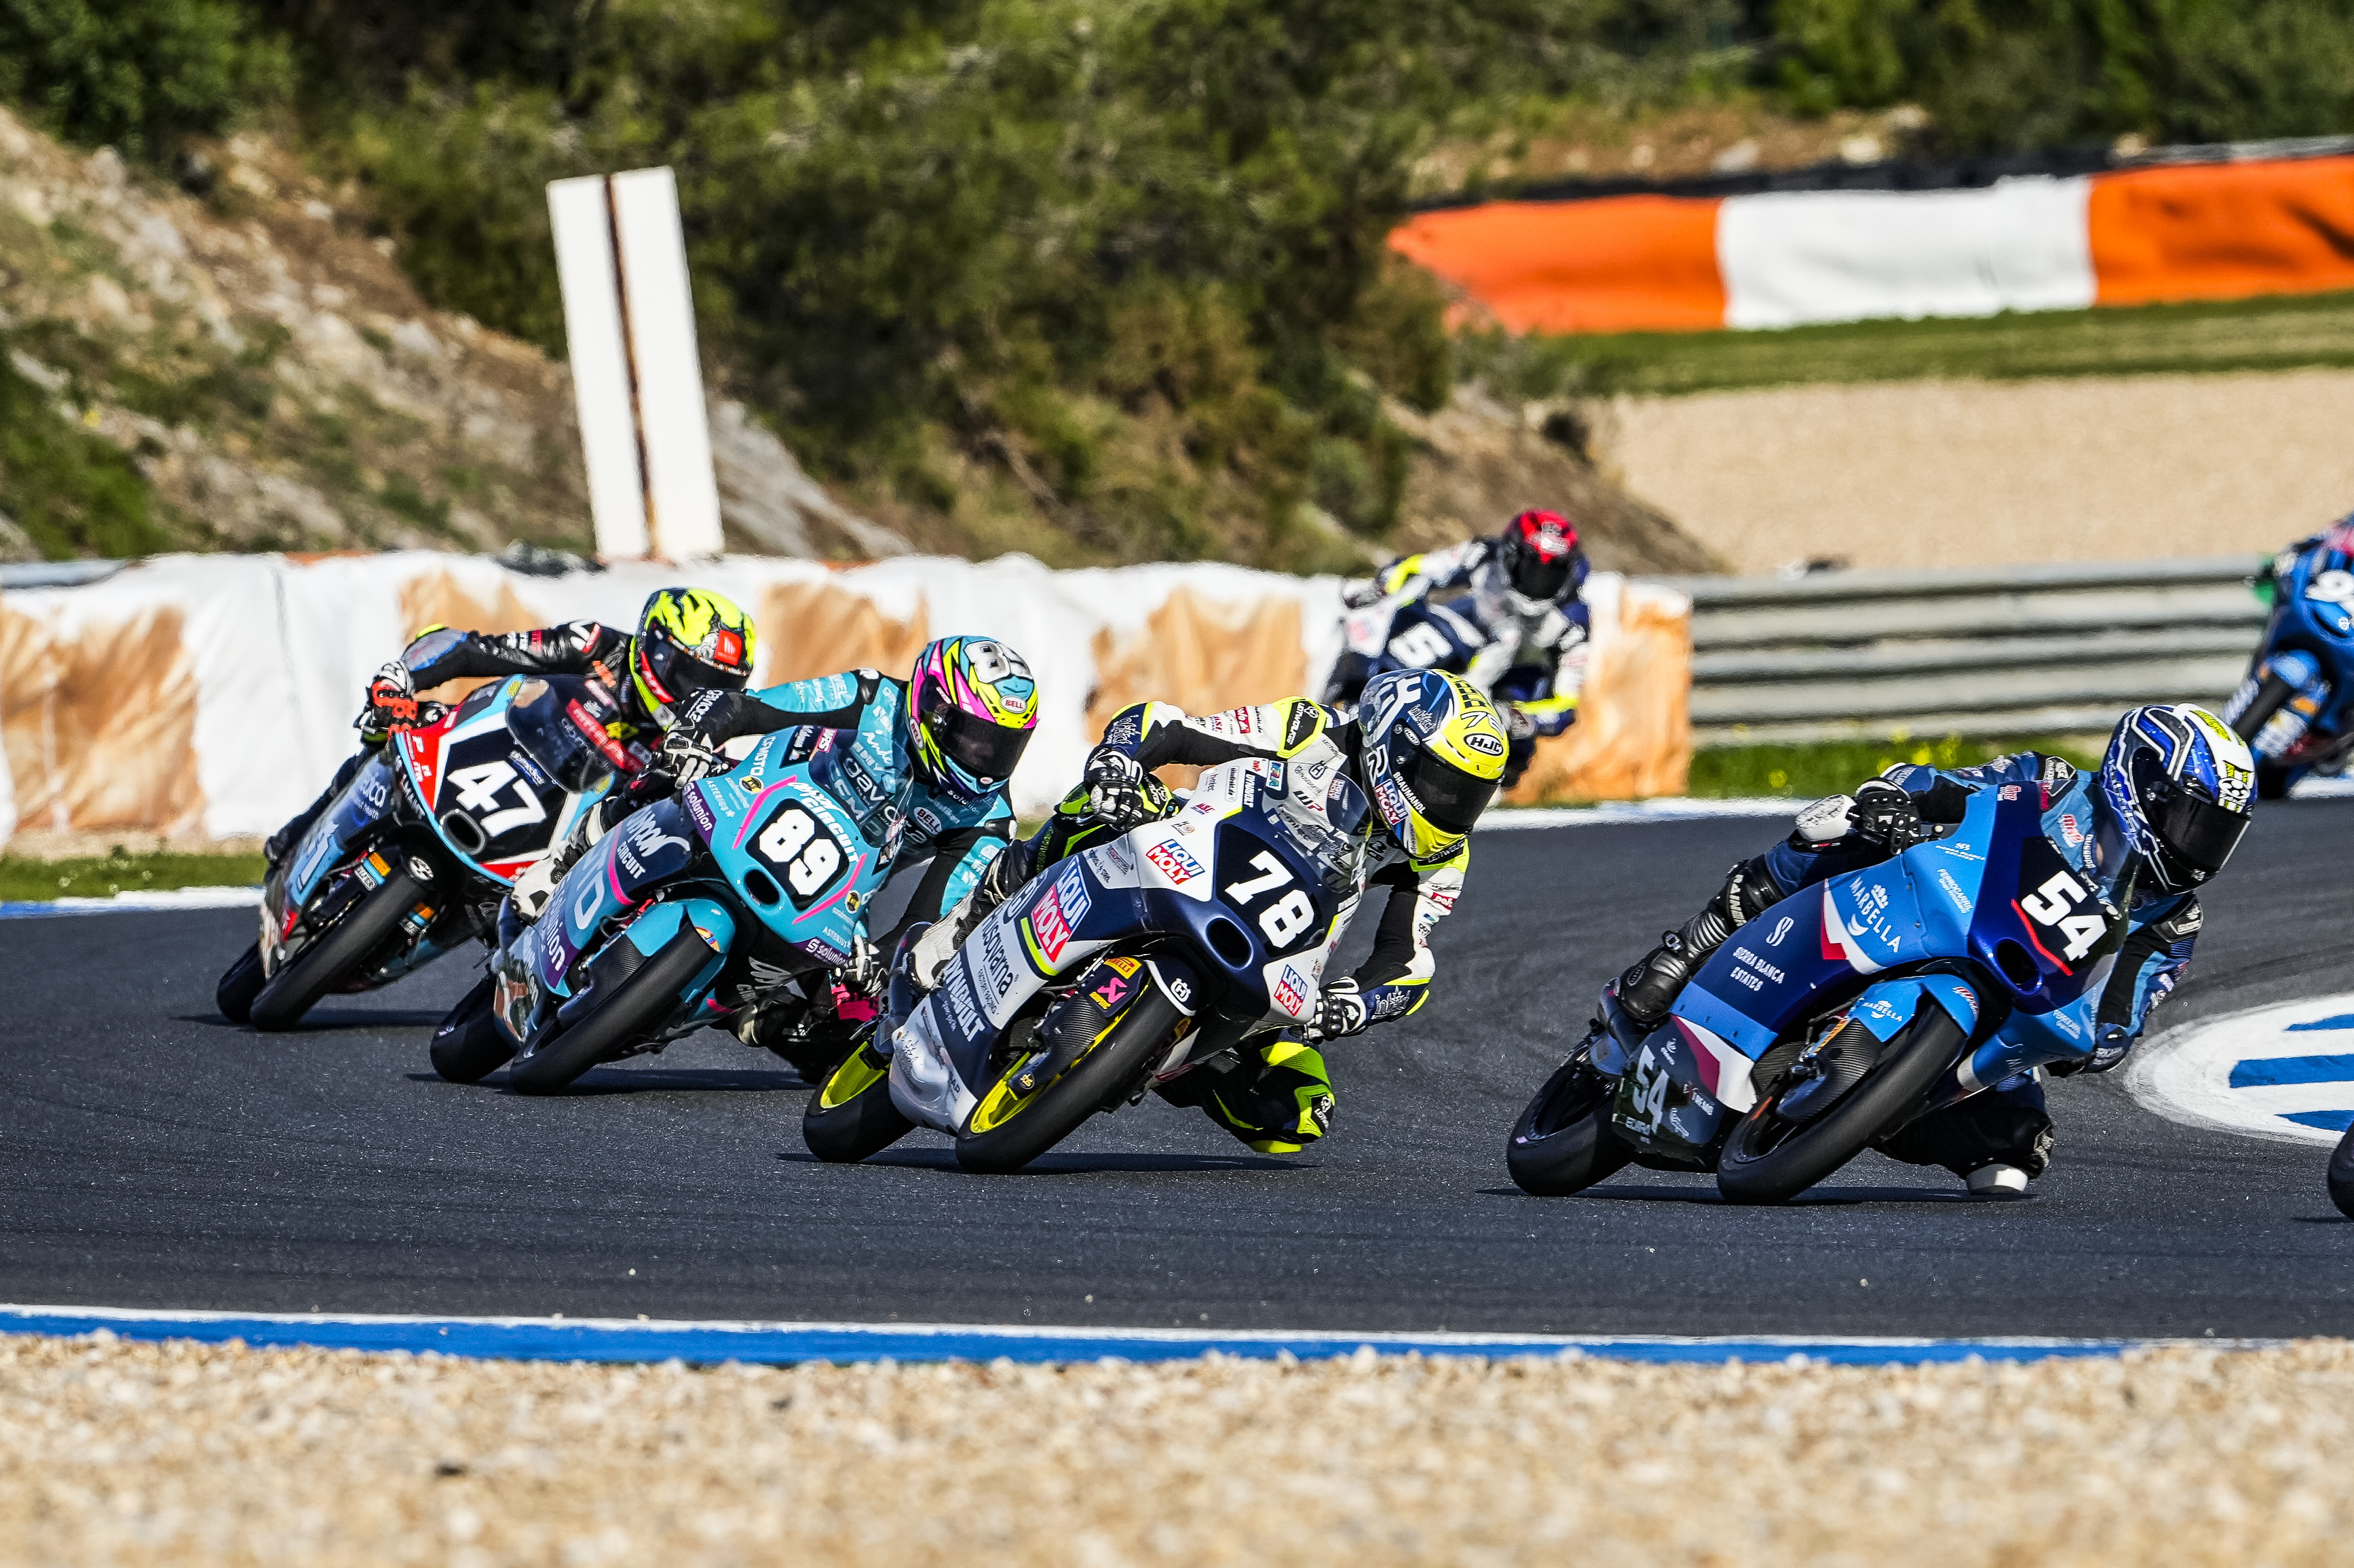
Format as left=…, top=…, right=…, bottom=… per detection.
left=1653, top=556, right=2269, bottom=747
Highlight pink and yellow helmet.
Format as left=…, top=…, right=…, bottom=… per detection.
left=908, top=636, right=1038, bottom=801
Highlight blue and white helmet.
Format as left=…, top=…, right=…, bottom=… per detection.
left=2097, top=704, right=2256, bottom=894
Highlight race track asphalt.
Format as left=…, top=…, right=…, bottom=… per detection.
left=4, top=805, right=2351, bottom=1339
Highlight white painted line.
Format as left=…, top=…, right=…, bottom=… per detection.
left=2287, top=776, right=2354, bottom=799
left=0, top=1305, right=2267, bottom=1369
left=2129, top=994, right=2354, bottom=1147
left=0, top=885, right=259, bottom=919
left=1479, top=798, right=1796, bottom=830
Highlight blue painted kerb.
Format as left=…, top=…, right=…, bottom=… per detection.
left=0, top=1306, right=2211, bottom=1366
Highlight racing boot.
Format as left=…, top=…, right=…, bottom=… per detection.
left=262, top=752, right=368, bottom=871
left=1618, top=855, right=1784, bottom=1028
left=907, top=835, right=1036, bottom=991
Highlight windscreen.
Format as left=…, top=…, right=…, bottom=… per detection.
left=507, top=678, right=613, bottom=795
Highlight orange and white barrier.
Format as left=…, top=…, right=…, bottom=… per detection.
left=1391, top=155, right=2354, bottom=333
left=0, top=554, right=1692, bottom=845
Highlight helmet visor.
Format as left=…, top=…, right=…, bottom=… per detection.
left=1509, top=551, right=1574, bottom=602
left=1400, top=743, right=1498, bottom=836
left=2148, top=781, right=2249, bottom=877
left=934, top=704, right=1031, bottom=786
left=641, top=637, right=750, bottom=707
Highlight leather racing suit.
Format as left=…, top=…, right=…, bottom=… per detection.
left=265, top=622, right=653, bottom=867
left=1631, top=752, right=2200, bottom=1183
left=1325, top=538, right=1590, bottom=786
left=925, top=696, right=1469, bottom=1154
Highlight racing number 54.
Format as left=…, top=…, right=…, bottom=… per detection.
left=1225, top=850, right=1316, bottom=947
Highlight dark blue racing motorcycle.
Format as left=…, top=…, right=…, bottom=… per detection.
left=1511, top=779, right=2126, bottom=1203
left=2222, top=529, right=2354, bottom=799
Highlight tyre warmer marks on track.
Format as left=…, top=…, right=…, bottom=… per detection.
left=2131, top=994, right=2354, bottom=1145
left=0, top=1306, right=2273, bottom=1367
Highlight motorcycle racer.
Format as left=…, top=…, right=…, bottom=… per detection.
left=1325, top=508, right=1590, bottom=788
left=903, top=668, right=1508, bottom=1153
left=1608, top=704, right=2254, bottom=1194
left=262, top=587, right=759, bottom=871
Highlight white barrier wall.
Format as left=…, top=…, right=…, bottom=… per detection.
left=0, top=551, right=1690, bottom=847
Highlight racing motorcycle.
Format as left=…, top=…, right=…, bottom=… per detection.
left=432, top=713, right=907, bottom=1094
left=216, top=674, right=638, bottom=1032
left=1509, top=779, right=2128, bottom=1204
left=2330, top=1122, right=2354, bottom=1220
left=2222, top=535, right=2354, bottom=799
left=802, top=757, right=1365, bottom=1173
left=1327, top=588, right=1565, bottom=776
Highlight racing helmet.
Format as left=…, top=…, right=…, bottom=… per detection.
left=632, top=588, right=757, bottom=728
left=1497, top=508, right=1587, bottom=609
left=908, top=635, right=1039, bottom=802
left=2097, top=704, right=2256, bottom=895
left=1358, top=668, right=1507, bottom=861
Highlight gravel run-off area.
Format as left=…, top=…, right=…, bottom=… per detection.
left=1597, top=368, right=2354, bottom=574
left=7, top=1333, right=2351, bottom=1568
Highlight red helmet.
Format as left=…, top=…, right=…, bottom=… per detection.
left=1499, top=508, right=1585, bottom=603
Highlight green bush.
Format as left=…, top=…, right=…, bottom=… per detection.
left=0, top=343, right=172, bottom=560
left=0, top=0, right=288, bottom=156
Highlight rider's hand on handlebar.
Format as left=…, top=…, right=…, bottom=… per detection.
left=1340, top=577, right=1386, bottom=609
left=1296, top=978, right=1368, bottom=1044
left=1084, top=747, right=1160, bottom=831
left=354, top=661, right=421, bottom=735
left=1847, top=779, right=1923, bottom=851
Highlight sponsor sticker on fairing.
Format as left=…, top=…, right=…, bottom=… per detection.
left=1145, top=839, right=1204, bottom=884
left=685, top=788, right=716, bottom=837
left=1025, top=868, right=1093, bottom=968
left=944, top=966, right=985, bottom=1041
left=1274, top=965, right=1310, bottom=1015
left=980, top=919, right=1017, bottom=999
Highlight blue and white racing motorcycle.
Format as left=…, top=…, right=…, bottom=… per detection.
left=219, top=674, right=635, bottom=1031
left=1511, top=779, right=2130, bottom=1204
left=436, top=709, right=911, bottom=1093
left=2223, top=531, right=2354, bottom=799
left=802, top=757, right=1368, bottom=1173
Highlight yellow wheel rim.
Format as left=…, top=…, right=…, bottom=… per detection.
left=818, top=1045, right=889, bottom=1111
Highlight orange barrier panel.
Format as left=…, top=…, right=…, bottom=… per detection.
left=2090, top=156, right=2354, bottom=307
left=1387, top=195, right=1726, bottom=334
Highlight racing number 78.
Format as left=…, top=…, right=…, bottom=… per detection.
left=1224, top=850, right=1317, bottom=947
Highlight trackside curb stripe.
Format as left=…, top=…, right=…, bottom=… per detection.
left=0, top=1307, right=2275, bottom=1367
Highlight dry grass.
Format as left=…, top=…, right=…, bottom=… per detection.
left=6, top=1332, right=2351, bottom=1567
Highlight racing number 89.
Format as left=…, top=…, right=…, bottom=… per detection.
left=758, top=804, right=842, bottom=898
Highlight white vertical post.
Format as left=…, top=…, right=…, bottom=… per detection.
left=547, top=168, right=725, bottom=562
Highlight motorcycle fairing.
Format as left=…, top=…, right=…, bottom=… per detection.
left=529, top=798, right=702, bottom=996
left=686, top=730, right=878, bottom=963
left=1676, top=788, right=2112, bottom=1069
left=396, top=678, right=604, bottom=883
left=2241, top=545, right=2354, bottom=778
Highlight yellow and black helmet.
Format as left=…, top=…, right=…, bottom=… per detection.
left=632, top=588, right=757, bottom=727
left=1358, top=669, right=1507, bottom=860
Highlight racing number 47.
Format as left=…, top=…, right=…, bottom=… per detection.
left=1224, top=850, right=1317, bottom=947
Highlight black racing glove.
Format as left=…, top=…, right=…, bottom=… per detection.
left=354, top=660, right=423, bottom=737
left=1084, top=746, right=1160, bottom=830
left=1848, top=779, right=1923, bottom=852
left=1296, top=978, right=1368, bottom=1044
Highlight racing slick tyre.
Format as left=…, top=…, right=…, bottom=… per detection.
left=2328, top=1121, right=2354, bottom=1221
left=802, top=1041, right=915, bottom=1163
left=1507, top=1050, right=1633, bottom=1196
left=215, top=944, right=267, bottom=1025
left=505, top=928, right=715, bottom=1096
left=1715, top=1004, right=1967, bottom=1206
left=248, top=869, right=424, bottom=1032
left=955, top=984, right=1183, bottom=1174
left=430, top=974, right=514, bottom=1084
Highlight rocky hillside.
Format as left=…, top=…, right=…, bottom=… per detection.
left=0, top=106, right=1711, bottom=576
left=0, top=109, right=905, bottom=566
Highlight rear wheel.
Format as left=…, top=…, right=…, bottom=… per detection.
left=955, top=986, right=1182, bottom=1174
left=802, top=1041, right=915, bottom=1163
left=1716, top=1003, right=1967, bottom=1205
left=430, top=974, right=513, bottom=1084
left=506, top=928, right=714, bottom=1095
left=1506, top=1047, right=1632, bottom=1196
left=249, top=870, right=423, bottom=1032
left=2328, top=1122, right=2354, bottom=1221
left=215, top=944, right=266, bottom=1025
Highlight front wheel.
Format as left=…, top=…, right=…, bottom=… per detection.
left=216, top=944, right=267, bottom=1024
left=2328, top=1122, right=2354, bottom=1221
left=505, top=928, right=714, bottom=1095
left=2228, top=672, right=2294, bottom=748
left=1716, top=1004, right=1967, bottom=1205
left=1506, top=1048, right=1631, bottom=1196
left=803, top=1041, right=915, bottom=1163
left=955, top=985, right=1183, bottom=1174
left=249, top=869, right=424, bottom=1031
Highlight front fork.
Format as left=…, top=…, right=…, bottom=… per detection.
left=2226, top=650, right=2330, bottom=761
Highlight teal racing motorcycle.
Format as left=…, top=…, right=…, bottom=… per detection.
left=432, top=712, right=909, bottom=1093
